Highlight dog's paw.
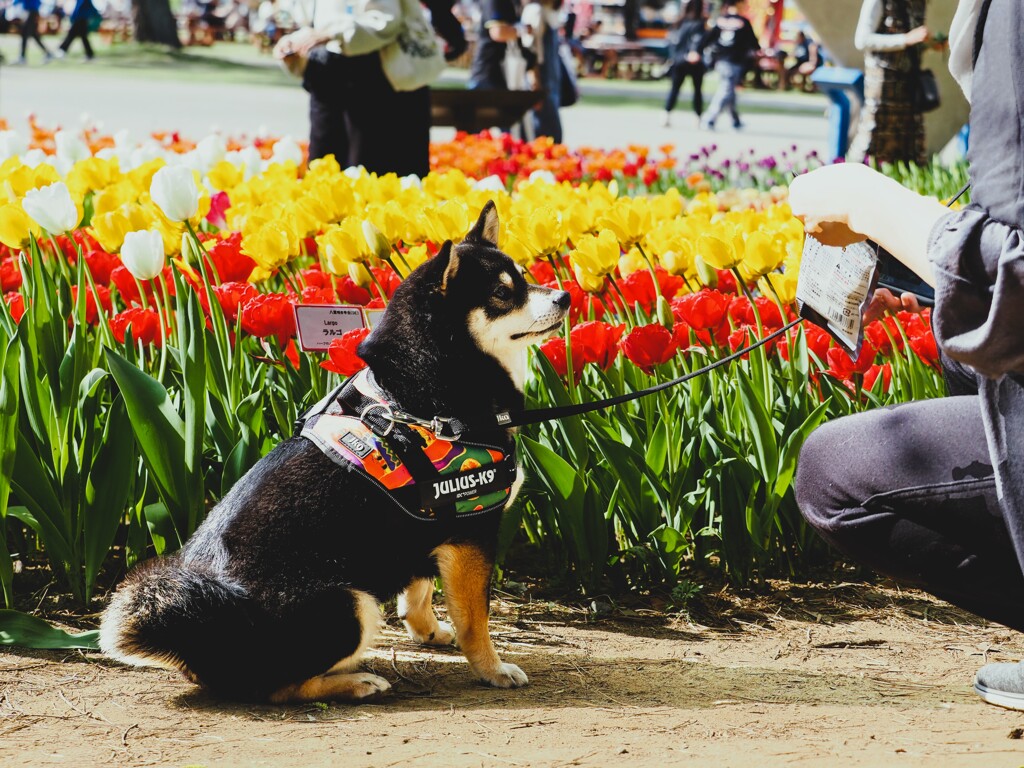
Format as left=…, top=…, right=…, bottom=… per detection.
left=350, top=673, right=392, bottom=699
left=408, top=620, right=456, bottom=646
left=478, top=663, right=528, bottom=689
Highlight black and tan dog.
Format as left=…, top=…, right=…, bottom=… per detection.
left=100, top=203, right=570, bottom=703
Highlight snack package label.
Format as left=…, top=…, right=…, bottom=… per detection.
left=796, top=237, right=878, bottom=357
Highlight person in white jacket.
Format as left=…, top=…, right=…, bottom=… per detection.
left=274, top=0, right=431, bottom=176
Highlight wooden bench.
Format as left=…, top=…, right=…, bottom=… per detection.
left=430, top=89, right=542, bottom=132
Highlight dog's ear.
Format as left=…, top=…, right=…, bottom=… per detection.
left=464, top=200, right=500, bottom=247
left=437, top=240, right=458, bottom=295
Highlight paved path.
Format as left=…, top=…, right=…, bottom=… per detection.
left=1, top=65, right=829, bottom=160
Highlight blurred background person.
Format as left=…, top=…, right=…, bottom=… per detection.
left=662, top=0, right=708, bottom=129
left=467, top=0, right=520, bottom=90
left=56, top=0, right=101, bottom=60
left=699, top=0, right=759, bottom=131
left=847, top=0, right=931, bottom=166
left=520, top=0, right=564, bottom=141
left=12, top=0, right=55, bottom=63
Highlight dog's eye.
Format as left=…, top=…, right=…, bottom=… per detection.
left=493, top=285, right=513, bottom=302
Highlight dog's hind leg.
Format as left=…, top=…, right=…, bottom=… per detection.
left=397, top=578, right=455, bottom=646
left=269, top=589, right=391, bottom=704
left=433, top=543, right=528, bottom=688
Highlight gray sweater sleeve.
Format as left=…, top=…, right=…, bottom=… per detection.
left=929, top=206, right=1024, bottom=379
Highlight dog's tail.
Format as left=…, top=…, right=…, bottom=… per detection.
left=99, top=556, right=249, bottom=678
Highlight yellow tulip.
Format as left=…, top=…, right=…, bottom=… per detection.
left=572, top=261, right=606, bottom=293
left=697, top=233, right=740, bottom=270
left=596, top=198, right=650, bottom=250
left=741, top=231, right=781, bottom=278
left=520, top=207, right=566, bottom=256
left=318, top=221, right=366, bottom=275
left=660, top=241, right=695, bottom=277
left=759, top=270, right=798, bottom=305
left=617, top=246, right=646, bottom=276
left=499, top=227, right=536, bottom=267
left=403, top=244, right=430, bottom=271
left=420, top=200, right=471, bottom=244
left=0, top=202, right=40, bottom=248
left=64, top=156, right=119, bottom=199
left=570, top=229, right=620, bottom=277
left=207, top=160, right=245, bottom=192
left=242, top=223, right=291, bottom=272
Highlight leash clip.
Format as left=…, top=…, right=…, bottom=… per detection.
left=359, top=401, right=396, bottom=437
left=431, top=416, right=462, bottom=440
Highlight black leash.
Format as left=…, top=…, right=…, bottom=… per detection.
left=433, top=317, right=804, bottom=438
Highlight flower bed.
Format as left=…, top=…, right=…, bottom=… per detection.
left=0, top=127, right=958, bottom=617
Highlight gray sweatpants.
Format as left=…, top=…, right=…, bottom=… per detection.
left=795, top=356, right=1024, bottom=631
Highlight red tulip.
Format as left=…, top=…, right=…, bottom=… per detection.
left=1, top=256, right=23, bottom=293
left=70, top=285, right=112, bottom=326
left=301, top=267, right=334, bottom=291
left=620, top=324, right=677, bottom=374
left=212, top=281, right=259, bottom=323
left=570, top=320, right=625, bottom=369
left=240, top=292, right=297, bottom=345
left=778, top=322, right=831, bottom=363
left=206, top=190, right=231, bottom=230
left=545, top=279, right=607, bottom=323
left=908, top=330, right=939, bottom=368
left=618, top=270, right=658, bottom=311
left=84, top=249, right=121, bottom=286
left=335, top=275, right=372, bottom=305
left=371, top=266, right=402, bottom=300
left=671, top=289, right=728, bottom=330
left=109, top=307, right=164, bottom=346
left=529, top=260, right=556, bottom=284
left=320, top=328, right=370, bottom=376
left=825, top=341, right=877, bottom=381
left=301, top=285, right=338, bottom=305
left=205, top=232, right=256, bottom=284
left=4, top=292, right=24, bottom=323
left=863, top=363, right=892, bottom=392
left=716, top=269, right=738, bottom=294
left=539, top=337, right=584, bottom=380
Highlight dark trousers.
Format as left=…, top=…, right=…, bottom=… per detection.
left=795, top=357, right=1024, bottom=632
left=60, top=17, right=94, bottom=58
left=306, top=51, right=430, bottom=178
left=664, top=62, right=705, bottom=116
left=20, top=10, right=50, bottom=58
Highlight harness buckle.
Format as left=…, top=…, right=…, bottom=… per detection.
left=431, top=416, right=462, bottom=440
left=359, top=401, right=396, bottom=437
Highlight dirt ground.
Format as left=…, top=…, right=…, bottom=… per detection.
left=3, top=582, right=1024, bottom=768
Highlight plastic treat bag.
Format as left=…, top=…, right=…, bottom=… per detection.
left=796, top=235, right=879, bottom=360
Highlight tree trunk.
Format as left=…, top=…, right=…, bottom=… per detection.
left=133, top=0, right=182, bottom=48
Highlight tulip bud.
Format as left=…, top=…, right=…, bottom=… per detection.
left=349, top=261, right=372, bottom=289
left=22, top=181, right=79, bottom=234
left=694, top=255, right=718, bottom=289
left=121, top=230, right=167, bottom=281
left=656, top=295, right=675, bottom=332
left=361, top=220, right=392, bottom=263
left=150, top=165, right=201, bottom=222
left=180, top=231, right=201, bottom=265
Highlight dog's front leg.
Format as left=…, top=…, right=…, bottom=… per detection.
left=397, top=578, right=455, bottom=646
left=433, top=543, right=528, bottom=688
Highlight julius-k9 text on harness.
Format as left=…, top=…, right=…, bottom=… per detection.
left=296, top=370, right=517, bottom=523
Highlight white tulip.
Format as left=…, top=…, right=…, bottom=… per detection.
left=150, top=165, right=200, bottom=222
left=473, top=175, right=506, bottom=193
left=0, top=130, right=27, bottom=161
left=22, top=181, right=79, bottom=234
left=400, top=174, right=422, bottom=190
left=270, top=135, right=303, bottom=167
left=120, top=230, right=167, bottom=281
left=528, top=169, right=558, bottom=186
left=196, top=134, right=227, bottom=172
left=55, top=130, right=90, bottom=166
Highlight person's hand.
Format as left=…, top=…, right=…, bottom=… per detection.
left=863, top=287, right=925, bottom=324
left=788, top=163, right=893, bottom=247
left=273, top=28, right=331, bottom=60
left=905, top=25, right=929, bottom=46
left=685, top=51, right=700, bottom=64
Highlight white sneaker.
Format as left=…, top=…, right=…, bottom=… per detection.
left=662, top=112, right=671, bottom=128
left=975, top=663, right=1024, bottom=711
left=53, top=49, right=66, bottom=59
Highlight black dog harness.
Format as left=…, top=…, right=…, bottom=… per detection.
left=296, top=370, right=518, bottom=524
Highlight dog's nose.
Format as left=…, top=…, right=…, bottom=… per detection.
left=553, top=290, right=571, bottom=310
